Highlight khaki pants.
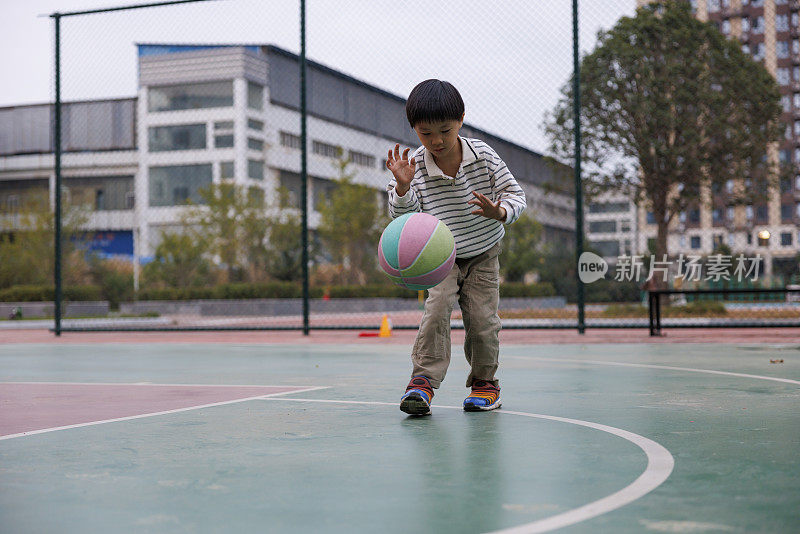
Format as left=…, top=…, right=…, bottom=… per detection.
left=410, top=242, right=502, bottom=389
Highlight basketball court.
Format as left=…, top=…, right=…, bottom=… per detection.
left=1, top=330, right=798, bottom=533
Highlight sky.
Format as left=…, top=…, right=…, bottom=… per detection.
left=1, top=0, right=636, bottom=154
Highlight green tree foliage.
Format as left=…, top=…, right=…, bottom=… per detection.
left=0, top=194, right=90, bottom=288
left=182, top=183, right=271, bottom=283
left=545, top=1, right=783, bottom=270
left=264, top=187, right=304, bottom=282
left=316, top=149, right=388, bottom=285
left=500, top=212, right=544, bottom=282
left=141, top=231, right=215, bottom=290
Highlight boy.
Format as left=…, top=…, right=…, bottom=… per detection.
left=386, top=79, right=527, bottom=416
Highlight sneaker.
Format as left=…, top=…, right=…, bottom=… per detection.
left=463, top=380, right=501, bottom=411
left=400, top=376, right=434, bottom=416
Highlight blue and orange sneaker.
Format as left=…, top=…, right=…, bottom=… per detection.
left=400, top=376, right=434, bottom=415
left=463, top=380, right=501, bottom=411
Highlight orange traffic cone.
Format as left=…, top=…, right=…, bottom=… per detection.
left=378, top=314, right=392, bottom=337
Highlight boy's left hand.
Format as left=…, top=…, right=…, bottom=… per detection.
left=468, top=191, right=507, bottom=222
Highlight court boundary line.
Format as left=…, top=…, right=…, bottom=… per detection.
left=257, top=397, right=674, bottom=534
left=504, top=356, right=800, bottom=386
left=0, top=381, right=324, bottom=388
left=0, top=385, right=329, bottom=441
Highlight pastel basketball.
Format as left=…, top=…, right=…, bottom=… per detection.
left=378, top=213, right=456, bottom=290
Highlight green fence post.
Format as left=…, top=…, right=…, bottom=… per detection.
left=51, top=12, right=62, bottom=336
left=572, top=0, right=585, bottom=334
left=300, top=0, right=310, bottom=335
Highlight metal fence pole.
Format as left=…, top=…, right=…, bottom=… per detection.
left=300, top=0, right=310, bottom=335
left=572, top=0, right=585, bottom=334
left=52, top=12, right=63, bottom=337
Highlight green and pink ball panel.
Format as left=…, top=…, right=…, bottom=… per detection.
left=378, top=212, right=456, bottom=290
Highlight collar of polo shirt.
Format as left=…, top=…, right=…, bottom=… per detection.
left=423, top=136, right=482, bottom=179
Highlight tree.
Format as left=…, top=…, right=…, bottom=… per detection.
left=264, top=187, right=304, bottom=282
left=316, top=148, right=388, bottom=285
left=545, top=1, right=783, bottom=281
left=0, top=193, right=90, bottom=288
left=500, top=212, right=544, bottom=282
left=141, top=231, right=215, bottom=289
left=182, top=183, right=271, bottom=283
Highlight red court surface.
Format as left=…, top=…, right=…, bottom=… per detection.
left=0, top=383, right=308, bottom=438
left=0, top=327, right=797, bottom=345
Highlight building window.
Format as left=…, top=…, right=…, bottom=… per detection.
left=755, top=205, right=768, bottom=221
left=348, top=150, right=375, bottom=168
left=741, top=17, right=750, bottom=33
left=63, top=176, right=134, bottom=211
left=247, top=118, right=264, bottom=131
left=776, top=14, right=789, bottom=33
left=778, top=41, right=790, bottom=59
left=753, top=16, right=764, bottom=35
left=247, top=137, right=264, bottom=151
left=215, top=134, right=234, bottom=148
left=708, top=0, right=719, bottom=12
left=312, top=176, right=337, bottom=210
left=688, top=209, right=700, bottom=223
left=214, top=121, right=234, bottom=130
left=726, top=206, right=734, bottom=221
left=149, top=164, right=212, bottom=207
left=778, top=68, right=790, bottom=86
left=620, top=220, right=631, bottom=232
left=753, top=42, right=765, bottom=61
left=588, top=220, right=616, bottom=233
left=781, top=232, right=792, bottom=246
left=794, top=94, right=800, bottom=110
left=646, top=211, right=655, bottom=224
left=713, top=234, right=724, bottom=248
left=782, top=203, right=793, bottom=221
left=279, top=171, right=302, bottom=209
left=747, top=232, right=753, bottom=245
left=745, top=205, right=754, bottom=221
left=148, top=123, right=206, bottom=152
left=247, top=159, right=264, bottom=180
left=280, top=131, right=302, bottom=149
left=590, top=240, right=620, bottom=257
left=148, top=81, right=233, bottom=112
left=589, top=201, right=629, bottom=213
left=712, top=208, right=722, bottom=224
left=797, top=202, right=800, bottom=217
left=220, top=161, right=234, bottom=179
left=312, top=140, right=340, bottom=158
left=782, top=95, right=791, bottom=112
left=690, top=236, right=701, bottom=249
left=247, top=82, right=263, bottom=111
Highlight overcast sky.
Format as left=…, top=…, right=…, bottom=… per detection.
left=2, top=0, right=635, bottom=154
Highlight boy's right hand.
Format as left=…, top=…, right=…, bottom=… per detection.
left=387, top=144, right=416, bottom=196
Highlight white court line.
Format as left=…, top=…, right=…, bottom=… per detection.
left=505, top=356, right=800, bottom=386
left=0, top=386, right=329, bottom=441
left=0, top=381, right=322, bottom=388
left=258, top=397, right=674, bottom=534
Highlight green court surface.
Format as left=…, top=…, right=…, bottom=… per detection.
left=0, top=342, right=798, bottom=533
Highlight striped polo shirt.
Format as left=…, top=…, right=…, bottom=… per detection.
left=387, top=136, right=527, bottom=259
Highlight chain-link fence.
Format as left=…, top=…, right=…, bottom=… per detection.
left=0, top=0, right=798, bottom=333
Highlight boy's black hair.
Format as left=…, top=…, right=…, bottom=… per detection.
left=405, top=79, right=464, bottom=128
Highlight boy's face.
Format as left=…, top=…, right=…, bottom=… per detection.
left=413, top=115, right=464, bottom=159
